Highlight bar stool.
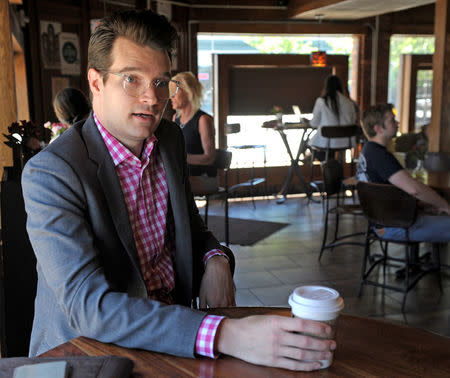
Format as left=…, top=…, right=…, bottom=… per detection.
left=309, top=125, right=360, bottom=201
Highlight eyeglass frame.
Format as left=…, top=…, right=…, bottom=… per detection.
left=108, top=72, right=180, bottom=100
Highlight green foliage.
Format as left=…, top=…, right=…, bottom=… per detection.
left=242, top=36, right=353, bottom=55
left=388, top=36, right=435, bottom=105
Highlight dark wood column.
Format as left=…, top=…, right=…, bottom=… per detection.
left=375, top=15, right=392, bottom=105
left=430, top=0, right=450, bottom=153
left=357, top=31, right=372, bottom=111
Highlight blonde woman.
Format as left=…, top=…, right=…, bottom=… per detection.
left=171, top=72, right=216, bottom=179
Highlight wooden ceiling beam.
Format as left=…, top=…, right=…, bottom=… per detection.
left=287, top=0, right=345, bottom=18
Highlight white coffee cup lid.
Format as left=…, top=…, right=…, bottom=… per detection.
left=289, top=286, right=344, bottom=320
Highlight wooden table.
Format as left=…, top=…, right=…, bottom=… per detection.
left=425, top=170, right=450, bottom=199
left=262, top=121, right=315, bottom=203
left=41, top=307, right=450, bottom=377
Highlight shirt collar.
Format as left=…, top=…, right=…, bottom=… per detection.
left=93, top=112, right=158, bottom=166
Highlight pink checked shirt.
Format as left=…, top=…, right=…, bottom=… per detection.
left=94, top=114, right=224, bottom=358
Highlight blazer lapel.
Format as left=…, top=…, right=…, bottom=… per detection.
left=156, top=121, right=193, bottom=303
left=82, top=116, right=142, bottom=275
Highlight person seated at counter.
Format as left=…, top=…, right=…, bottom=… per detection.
left=356, top=103, right=450, bottom=242
left=309, top=75, right=357, bottom=159
left=22, top=9, right=335, bottom=372
left=171, top=71, right=217, bottom=192
left=53, top=87, right=91, bottom=127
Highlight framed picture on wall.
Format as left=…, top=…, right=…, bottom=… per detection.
left=59, top=33, right=81, bottom=76
left=40, top=21, right=61, bottom=69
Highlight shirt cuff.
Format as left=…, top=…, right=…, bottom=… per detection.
left=195, top=315, right=225, bottom=358
left=203, top=249, right=228, bottom=267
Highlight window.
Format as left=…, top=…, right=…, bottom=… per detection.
left=198, top=34, right=354, bottom=168
left=388, top=35, right=434, bottom=108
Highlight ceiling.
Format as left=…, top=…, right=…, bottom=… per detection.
left=291, top=0, right=436, bottom=20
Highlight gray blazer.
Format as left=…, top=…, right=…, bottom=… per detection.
left=22, top=114, right=233, bottom=357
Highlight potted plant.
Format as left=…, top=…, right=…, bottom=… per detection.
left=3, top=120, right=51, bottom=178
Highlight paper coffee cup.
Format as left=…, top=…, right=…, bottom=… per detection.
left=288, top=285, right=344, bottom=369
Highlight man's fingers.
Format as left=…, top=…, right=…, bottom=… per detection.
left=274, top=357, right=322, bottom=372
left=206, top=293, right=235, bottom=308
left=278, top=344, right=332, bottom=362
left=199, top=294, right=207, bottom=309
left=280, top=316, right=332, bottom=339
left=282, top=330, right=335, bottom=351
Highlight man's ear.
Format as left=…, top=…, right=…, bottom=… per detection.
left=88, top=68, right=103, bottom=97
left=373, top=123, right=384, bottom=134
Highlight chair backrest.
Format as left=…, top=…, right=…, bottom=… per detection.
left=423, top=152, right=450, bottom=172
left=214, top=149, right=232, bottom=170
left=356, top=181, right=417, bottom=229
left=322, top=159, right=343, bottom=196
left=321, top=125, right=360, bottom=139
left=0, top=168, right=37, bottom=357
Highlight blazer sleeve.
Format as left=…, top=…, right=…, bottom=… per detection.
left=22, top=150, right=207, bottom=358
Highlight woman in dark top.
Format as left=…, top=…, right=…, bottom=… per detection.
left=53, top=87, right=91, bottom=127
left=171, top=71, right=216, bottom=177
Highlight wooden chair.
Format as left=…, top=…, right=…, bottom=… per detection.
left=356, top=181, right=442, bottom=312
left=318, top=159, right=365, bottom=261
left=0, top=168, right=37, bottom=357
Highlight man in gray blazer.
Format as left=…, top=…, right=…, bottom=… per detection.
left=22, top=10, right=336, bottom=371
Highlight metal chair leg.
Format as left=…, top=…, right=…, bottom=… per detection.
left=204, top=196, right=209, bottom=226
left=401, top=245, right=411, bottom=312
left=432, top=243, right=443, bottom=293
left=358, top=226, right=371, bottom=297
left=319, top=194, right=330, bottom=261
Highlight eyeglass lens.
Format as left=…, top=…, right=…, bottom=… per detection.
left=122, top=74, right=178, bottom=99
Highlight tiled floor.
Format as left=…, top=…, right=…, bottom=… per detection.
left=204, top=195, right=450, bottom=338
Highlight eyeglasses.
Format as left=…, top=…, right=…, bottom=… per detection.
left=109, top=72, right=179, bottom=100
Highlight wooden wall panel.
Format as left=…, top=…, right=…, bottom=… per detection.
left=391, top=4, right=435, bottom=34
left=430, top=0, right=450, bottom=153
left=0, top=0, right=16, bottom=170
left=214, top=54, right=348, bottom=149
left=228, top=66, right=332, bottom=115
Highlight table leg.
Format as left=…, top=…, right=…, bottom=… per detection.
left=276, top=164, right=295, bottom=203
left=276, top=128, right=315, bottom=203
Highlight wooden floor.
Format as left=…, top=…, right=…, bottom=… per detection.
left=204, top=194, right=450, bottom=338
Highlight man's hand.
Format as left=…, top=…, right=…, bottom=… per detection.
left=439, top=202, right=450, bottom=215
left=216, top=315, right=336, bottom=371
left=199, top=255, right=235, bottom=308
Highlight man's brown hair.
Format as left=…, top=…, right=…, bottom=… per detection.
left=88, top=10, right=177, bottom=82
left=361, top=103, right=394, bottom=138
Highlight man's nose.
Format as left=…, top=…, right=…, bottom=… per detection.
left=139, top=83, right=159, bottom=103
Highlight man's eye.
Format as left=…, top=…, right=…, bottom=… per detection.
left=124, top=75, right=138, bottom=84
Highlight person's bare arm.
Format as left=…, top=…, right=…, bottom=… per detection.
left=216, top=315, right=335, bottom=371
left=389, top=169, right=450, bottom=214
left=187, top=115, right=215, bottom=165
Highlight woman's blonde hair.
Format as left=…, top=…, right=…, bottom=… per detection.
left=171, top=71, right=203, bottom=113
